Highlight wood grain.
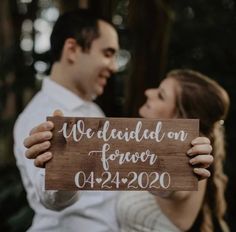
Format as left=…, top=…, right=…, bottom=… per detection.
left=45, top=117, right=199, bottom=191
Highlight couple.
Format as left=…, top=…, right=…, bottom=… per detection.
left=14, top=10, right=229, bottom=232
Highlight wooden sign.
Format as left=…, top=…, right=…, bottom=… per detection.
left=45, top=117, right=199, bottom=191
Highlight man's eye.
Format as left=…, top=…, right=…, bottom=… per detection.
left=104, top=51, right=113, bottom=57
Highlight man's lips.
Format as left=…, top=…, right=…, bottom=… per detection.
left=99, top=74, right=109, bottom=83
left=98, top=76, right=108, bottom=87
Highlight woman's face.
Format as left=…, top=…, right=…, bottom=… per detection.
left=139, top=77, right=179, bottom=119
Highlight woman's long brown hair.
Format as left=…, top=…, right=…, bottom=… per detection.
left=167, top=69, right=230, bottom=232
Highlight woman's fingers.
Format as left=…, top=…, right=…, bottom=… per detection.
left=191, top=136, right=210, bottom=145
left=189, top=154, right=214, bottom=168
left=188, top=136, right=213, bottom=180
left=193, top=168, right=211, bottom=179
left=187, top=143, right=212, bottom=156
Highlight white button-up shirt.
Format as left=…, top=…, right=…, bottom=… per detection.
left=14, top=78, right=119, bottom=232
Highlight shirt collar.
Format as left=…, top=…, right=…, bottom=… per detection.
left=42, top=77, right=88, bottom=111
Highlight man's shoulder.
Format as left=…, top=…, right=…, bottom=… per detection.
left=16, top=92, right=46, bottom=120
left=14, top=91, right=56, bottom=137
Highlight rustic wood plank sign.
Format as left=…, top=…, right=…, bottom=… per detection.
left=45, top=117, right=199, bottom=191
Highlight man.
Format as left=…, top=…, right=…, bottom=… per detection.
left=14, top=10, right=119, bottom=232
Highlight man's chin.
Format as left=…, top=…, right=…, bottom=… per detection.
left=91, top=90, right=103, bottom=100
left=138, top=107, right=145, bottom=117
left=96, top=87, right=104, bottom=96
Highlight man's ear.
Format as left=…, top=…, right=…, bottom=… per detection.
left=62, top=38, right=81, bottom=63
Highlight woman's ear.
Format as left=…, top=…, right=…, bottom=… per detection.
left=62, top=38, right=81, bottom=63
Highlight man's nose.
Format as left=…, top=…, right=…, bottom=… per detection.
left=109, top=58, right=118, bottom=73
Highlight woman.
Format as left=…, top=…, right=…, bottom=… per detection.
left=117, top=69, right=229, bottom=232
left=23, top=69, right=222, bottom=232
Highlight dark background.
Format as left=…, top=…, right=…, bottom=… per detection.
left=0, top=0, right=235, bottom=231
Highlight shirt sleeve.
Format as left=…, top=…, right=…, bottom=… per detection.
left=13, top=114, right=79, bottom=211
left=36, top=168, right=79, bottom=210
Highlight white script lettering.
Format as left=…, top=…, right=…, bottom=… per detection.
left=58, top=120, right=95, bottom=141
left=88, top=143, right=158, bottom=171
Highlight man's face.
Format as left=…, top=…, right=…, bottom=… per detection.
left=73, top=20, right=119, bottom=100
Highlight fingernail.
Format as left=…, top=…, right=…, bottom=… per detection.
left=45, top=132, right=52, bottom=139
left=189, top=158, right=196, bottom=165
left=43, top=141, right=50, bottom=148
left=193, top=168, right=199, bottom=172
left=187, top=149, right=192, bottom=155
left=45, top=152, right=52, bottom=159
left=46, top=121, right=54, bottom=129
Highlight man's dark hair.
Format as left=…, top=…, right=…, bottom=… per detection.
left=50, top=9, right=105, bottom=62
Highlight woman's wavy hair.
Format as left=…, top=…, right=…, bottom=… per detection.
left=167, top=69, right=230, bottom=232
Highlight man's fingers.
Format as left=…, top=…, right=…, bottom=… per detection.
left=53, top=109, right=64, bottom=117
left=34, top=152, right=52, bottom=168
left=24, top=131, right=52, bottom=148
left=23, top=110, right=63, bottom=168
left=29, top=121, right=54, bottom=136
left=25, top=141, right=51, bottom=159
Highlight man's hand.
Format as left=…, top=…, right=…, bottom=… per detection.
left=24, top=110, right=63, bottom=168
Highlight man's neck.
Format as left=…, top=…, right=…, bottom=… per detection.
left=50, top=62, right=92, bottom=102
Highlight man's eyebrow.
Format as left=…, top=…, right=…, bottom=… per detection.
left=103, top=48, right=117, bottom=54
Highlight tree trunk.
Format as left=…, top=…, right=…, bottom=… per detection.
left=126, top=0, right=173, bottom=116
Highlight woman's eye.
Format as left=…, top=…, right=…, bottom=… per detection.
left=158, top=92, right=164, bottom=100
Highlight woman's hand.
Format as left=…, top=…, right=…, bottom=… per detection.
left=187, top=137, right=213, bottom=180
